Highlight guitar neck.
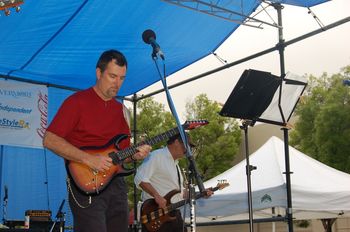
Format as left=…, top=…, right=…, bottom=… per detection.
left=114, top=127, right=180, bottom=161
left=168, top=186, right=221, bottom=211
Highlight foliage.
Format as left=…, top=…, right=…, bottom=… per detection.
left=131, top=97, right=175, bottom=148
left=294, top=220, right=310, bottom=228
left=126, top=95, right=242, bottom=206
left=126, top=97, right=174, bottom=206
left=182, top=94, right=241, bottom=180
left=290, top=65, right=350, bottom=173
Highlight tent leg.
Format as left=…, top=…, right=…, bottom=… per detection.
left=274, top=3, right=294, bottom=231
left=131, top=94, right=142, bottom=232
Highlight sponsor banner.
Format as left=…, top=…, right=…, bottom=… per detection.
left=0, top=79, right=48, bottom=149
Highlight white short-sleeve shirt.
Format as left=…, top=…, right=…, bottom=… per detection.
left=134, top=146, right=184, bottom=203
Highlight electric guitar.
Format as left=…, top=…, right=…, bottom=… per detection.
left=141, top=181, right=229, bottom=232
left=0, top=0, right=24, bottom=16
left=66, top=120, right=208, bottom=195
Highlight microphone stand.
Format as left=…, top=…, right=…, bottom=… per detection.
left=2, top=197, right=7, bottom=225
left=150, top=50, right=205, bottom=232
left=2, top=186, right=8, bottom=225
left=187, top=163, right=197, bottom=232
left=49, top=199, right=65, bottom=232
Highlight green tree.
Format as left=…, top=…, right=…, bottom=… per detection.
left=290, top=66, right=350, bottom=173
left=126, top=97, right=174, bottom=206
left=183, top=94, right=241, bottom=180
left=127, top=95, right=242, bottom=206
left=131, top=97, right=175, bottom=146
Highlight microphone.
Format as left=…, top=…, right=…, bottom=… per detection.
left=3, top=185, right=8, bottom=202
left=142, top=29, right=165, bottom=60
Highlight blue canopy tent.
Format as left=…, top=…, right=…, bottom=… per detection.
left=0, top=0, right=332, bottom=229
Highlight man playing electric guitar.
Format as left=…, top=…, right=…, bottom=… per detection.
left=135, top=133, right=213, bottom=232
left=43, top=50, right=151, bottom=232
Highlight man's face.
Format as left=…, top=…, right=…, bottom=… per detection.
left=96, top=59, right=126, bottom=100
left=175, top=138, right=195, bottom=159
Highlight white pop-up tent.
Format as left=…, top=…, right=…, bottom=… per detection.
left=193, top=136, right=350, bottom=223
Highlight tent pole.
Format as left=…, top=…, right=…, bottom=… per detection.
left=138, top=16, right=350, bottom=101
left=131, top=94, right=140, bottom=232
left=43, top=149, right=51, bottom=210
left=0, top=145, right=6, bottom=224
left=274, top=3, right=294, bottom=232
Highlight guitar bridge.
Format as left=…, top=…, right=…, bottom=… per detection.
left=92, top=170, right=100, bottom=194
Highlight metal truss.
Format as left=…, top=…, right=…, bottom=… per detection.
left=161, top=0, right=280, bottom=29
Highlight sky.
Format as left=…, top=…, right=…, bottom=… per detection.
left=131, top=0, right=350, bottom=120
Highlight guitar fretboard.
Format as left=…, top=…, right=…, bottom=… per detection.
left=168, top=186, right=220, bottom=211
left=110, top=127, right=180, bottom=161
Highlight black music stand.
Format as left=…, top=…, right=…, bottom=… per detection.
left=219, top=69, right=307, bottom=232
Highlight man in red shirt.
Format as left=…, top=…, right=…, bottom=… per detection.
left=43, top=50, right=151, bottom=232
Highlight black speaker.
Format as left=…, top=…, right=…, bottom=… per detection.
left=0, top=229, right=45, bottom=232
left=3, top=220, right=63, bottom=232
left=29, top=221, right=62, bottom=232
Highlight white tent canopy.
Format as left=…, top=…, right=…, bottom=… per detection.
left=193, top=136, right=350, bottom=222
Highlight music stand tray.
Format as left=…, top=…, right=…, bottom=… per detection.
left=220, top=69, right=307, bottom=126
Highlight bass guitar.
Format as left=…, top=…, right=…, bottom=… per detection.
left=67, top=120, right=208, bottom=195
left=141, top=181, right=229, bottom=232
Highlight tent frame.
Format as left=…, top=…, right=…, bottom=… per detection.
left=127, top=5, right=350, bottom=232
left=162, top=0, right=280, bottom=28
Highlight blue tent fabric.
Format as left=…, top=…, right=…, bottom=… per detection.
left=0, top=0, right=327, bottom=96
left=270, top=0, right=328, bottom=7
left=1, top=0, right=245, bottom=96
left=0, top=0, right=329, bottom=225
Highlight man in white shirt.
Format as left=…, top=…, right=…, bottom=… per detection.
left=134, top=133, right=194, bottom=232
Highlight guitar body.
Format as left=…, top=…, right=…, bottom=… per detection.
left=65, top=120, right=209, bottom=195
left=140, top=182, right=229, bottom=232
left=67, top=134, right=132, bottom=195
left=141, top=190, right=180, bottom=232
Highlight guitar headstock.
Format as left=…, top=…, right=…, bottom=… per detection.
left=216, top=179, right=229, bottom=190
left=0, top=0, right=24, bottom=16
left=182, top=120, right=209, bottom=130
left=206, top=180, right=230, bottom=194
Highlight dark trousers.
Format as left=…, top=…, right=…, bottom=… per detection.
left=68, top=176, right=129, bottom=232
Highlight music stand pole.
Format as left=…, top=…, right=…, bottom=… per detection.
left=240, top=120, right=256, bottom=232
left=282, top=127, right=294, bottom=232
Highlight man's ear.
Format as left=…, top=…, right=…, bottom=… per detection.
left=96, top=68, right=101, bottom=80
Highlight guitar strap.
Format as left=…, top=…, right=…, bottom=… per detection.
left=176, top=164, right=182, bottom=192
